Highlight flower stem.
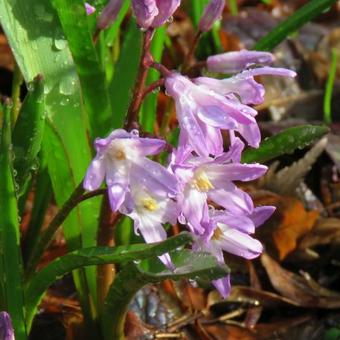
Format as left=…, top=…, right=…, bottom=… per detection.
left=182, top=31, right=202, bottom=73
left=24, top=183, right=105, bottom=279
left=124, top=29, right=154, bottom=130
left=97, top=194, right=122, bottom=313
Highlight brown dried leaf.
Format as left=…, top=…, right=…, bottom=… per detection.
left=262, top=137, right=328, bottom=196
left=261, top=252, right=340, bottom=308
left=203, top=323, right=255, bottom=340
left=299, top=218, right=340, bottom=249
left=272, top=197, right=319, bottom=260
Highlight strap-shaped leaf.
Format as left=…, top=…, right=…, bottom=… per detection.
left=0, top=0, right=102, bottom=325
left=242, top=125, right=329, bottom=164
left=52, top=0, right=113, bottom=138
left=24, top=233, right=192, bottom=328
left=254, top=0, right=337, bottom=51
left=109, top=17, right=142, bottom=128
left=102, top=250, right=229, bottom=340
left=0, top=101, right=26, bottom=340
left=12, top=75, right=45, bottom=197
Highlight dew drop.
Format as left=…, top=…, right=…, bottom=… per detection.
left=130, top=129, right=139, bottom=137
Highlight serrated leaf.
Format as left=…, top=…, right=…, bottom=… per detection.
left=0, top=102, right=26, bottom=340
left=241, top=125, right=329, bottom=164
left=12, top=75, right=45, bottom=197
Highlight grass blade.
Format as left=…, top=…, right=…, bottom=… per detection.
left=109, top=17, right=142, bottom=128
left=323, top=48, right=338, bottom=124
left=254, top=0, right=337, bottom=51
left=52, top=0, right=113, bottom=137
left=12, top=75, right=45, bottom=197
left=0, top=101, right=26, bottom=339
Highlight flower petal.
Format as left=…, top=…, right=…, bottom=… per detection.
left=207, top=50, right=275, bottom=74
left=108, top=183, right=126, bottom=211
left=212, top=211, right=255, bottom=233
left=251, top=206, right=276, bottom=227
left=206, top=163, right=267, bottom=183
left=218, top=226, right=263, bottom=259
left=209, top=186, right=254, bottom=214
left=83, top=155, right=105, bottom=191
left=236, top=121, right=261, bottom=148
left=212, top=275, right=231, bottom=299
left=181, top=187, right=208, bottom=234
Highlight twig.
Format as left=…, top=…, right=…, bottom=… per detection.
left=141, top=78, right=165, bottom=102
left=25, top=183, right=106, bottom=279
left=124, top=29, right=154, bottom=130
left=182, top=31, right=202, bottom=72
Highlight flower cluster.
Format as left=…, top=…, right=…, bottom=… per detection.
left=85, top=49, right=296, bottom=297
left=84, top=0, right=297, bottom=297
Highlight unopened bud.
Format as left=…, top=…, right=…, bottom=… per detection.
left=97, top=0, right=124, bottom=30
left=207, top=50, right=275, bottom=74
left=198, top=0, right=225, bottom=32
left=0, top=312, right=15, bottom=340
left=85, top=2, right=96, bottom=15
left=132, top=0, right=180, bottom=29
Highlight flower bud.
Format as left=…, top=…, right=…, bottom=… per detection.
left=132, top=0, right=159, bottom=29
left=0, top=312, right=15, bottom=340
left=85, top=2, right=96, bottom=15
left=207, top=50, right=275, bottom=74
left=97, top=0, right=124, bottom=30
left=198, top=0, right=225, bottom=32
left=152, top=0, right=180, bottom=27
left=132, top=0, right=180, bottom=29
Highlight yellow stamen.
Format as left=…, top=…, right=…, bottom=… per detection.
left=141, top=198, right=158, bottom=212
left=212, top=227, right=223, bottom=240
left=113, top=149, right=126, bottom=160
left=193, top=171, right=214, bottom=192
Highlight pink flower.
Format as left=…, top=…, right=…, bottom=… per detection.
left=85, top=2, right=96, bottom=15
left=97, top=0, right=124, bottom=30
left=84, top=129, right=177, bottom=211
left=207, top=50, right=275, bottom=74
left=165, top=72, right=258, bottom=156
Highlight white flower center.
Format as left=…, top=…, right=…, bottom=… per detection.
left=108, top=141, right=127, bottom=161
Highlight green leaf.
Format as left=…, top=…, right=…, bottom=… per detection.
left=241, top=125, right=329, bottom=164
left=52, top=0, right=113, bottom=137
left=109, top=17, right=142, bottom=128
left=0, top=0, right=102, bottom=328
left=323, top=48, right=338, bottom=124
left=0, top=101, right=26, bottom=340
left=12, top=75, right=45, bottom=197
left=187, top=0, right=209, bottom=28
left=22, top=151, right=52, bottom=263
left=102, top=250, right=229, bottom=340
left=254, top=0, right=337, bottom=51
left=24, top=233, right=193, bottom=328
